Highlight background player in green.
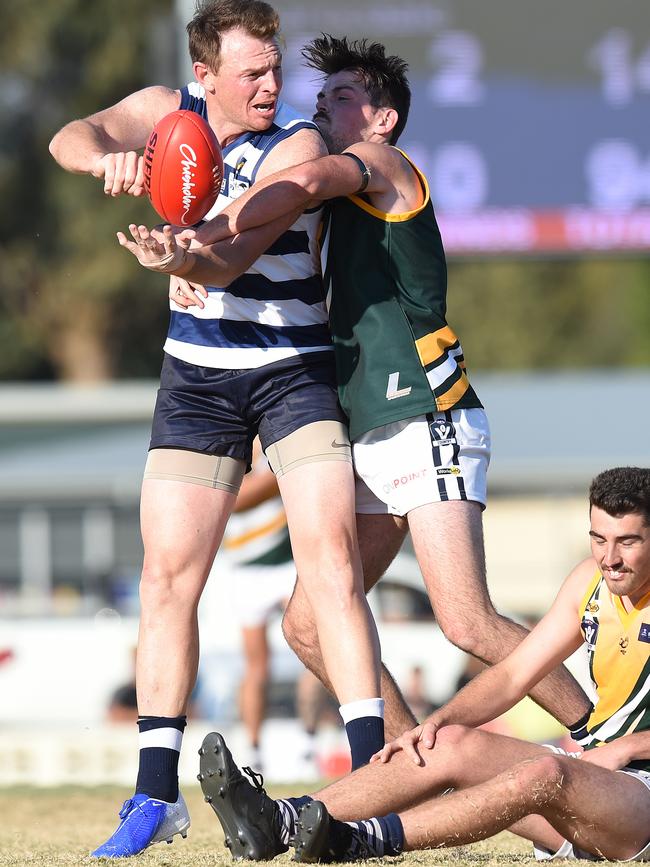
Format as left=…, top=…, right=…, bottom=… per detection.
left=122, top=36, right=589, bottom=732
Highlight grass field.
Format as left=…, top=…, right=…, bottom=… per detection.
left=0, top=784, right=530, bottom=867
left=0, top=784, right=615, bottom=867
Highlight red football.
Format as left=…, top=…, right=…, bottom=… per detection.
left=143, top=110, right=223, bottom=226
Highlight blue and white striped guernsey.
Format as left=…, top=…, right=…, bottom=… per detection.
left=162, top=82, right=331, bottom=370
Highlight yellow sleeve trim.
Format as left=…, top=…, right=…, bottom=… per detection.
left=415, top=325, right=459, bottom=367
left=347, top=148, right=430, bottom=222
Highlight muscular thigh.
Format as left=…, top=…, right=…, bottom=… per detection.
left=276, top=457, right=358, bottom=565
left=408, top=499, right=492, bottom=620
left=140, top=477, right=237, bottom=586
left=357, top=514, right=408, bottom=592
left=536, top=759, right=650, bottom=861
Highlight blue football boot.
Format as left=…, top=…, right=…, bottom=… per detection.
left=91, top=791, right=190, bottom=858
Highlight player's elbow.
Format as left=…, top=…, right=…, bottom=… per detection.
left=48, top=129, right=64, bottom=164
left=292, top=164, right=323, bottom=200
left=49, top=123, right=79, bottom=170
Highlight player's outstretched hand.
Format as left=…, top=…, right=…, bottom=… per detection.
left=169, top=276, right=209, bottom=310
left=93, top=152, right=145, bottom=197
left=117, top=224, right=196, bottom=273
left=370, top=720, right=439, bottom=766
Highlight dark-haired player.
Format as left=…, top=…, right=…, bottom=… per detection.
left=128, top=35, right=590, bottom=741
left=49, top=6, right=385, bottom=858
left=196, top=467, right=650, bottom=864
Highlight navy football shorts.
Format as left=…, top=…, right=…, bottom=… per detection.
left=149, top=351, right=346, bottom=466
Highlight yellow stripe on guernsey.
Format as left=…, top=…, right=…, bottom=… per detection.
left=223, top=511, right=288, bottom=551
left=347, top=148, right=430, bottom=222
left=415, top=325, right=470, bottom=409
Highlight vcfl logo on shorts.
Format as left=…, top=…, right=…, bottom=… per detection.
left=429, top=418, right=457, bottom=447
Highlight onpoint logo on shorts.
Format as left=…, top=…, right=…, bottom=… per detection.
left=385, top=469, right=429, bottom=490
left=429, top=418, right=456, bottom=447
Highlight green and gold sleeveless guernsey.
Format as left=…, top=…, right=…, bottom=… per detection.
left=320, top=149, right=482, bottom=441
left=577, top=571, right=650, bottom=770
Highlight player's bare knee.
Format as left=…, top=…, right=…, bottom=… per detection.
left=139, top=560, right=200, bottom=612
left=433, top=724, right=474, bottom=751
left=511, top=754, right=566, bottom=803
left=437, top=601, right=507, bottom=657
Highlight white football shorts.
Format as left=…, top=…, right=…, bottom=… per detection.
left=353, top=408, right=491, bottom=517
left=227, top=562, right=297, bottom=628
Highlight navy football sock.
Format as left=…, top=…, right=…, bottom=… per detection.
left=345, top=715, right=385, bottom=770
left=135, top=715, right=186, bottom=802
left=330, top=811, right=405, bottom=859
left=276, top=795, right=313, bottom=843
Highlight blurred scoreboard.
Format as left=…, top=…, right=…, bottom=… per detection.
left=179, top=0, right=650, bottom=254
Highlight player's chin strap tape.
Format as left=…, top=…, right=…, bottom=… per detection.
left=341, top=151, right=372, bottom=193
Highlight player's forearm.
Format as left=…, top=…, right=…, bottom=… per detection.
left=196, top=156, right=359, bottom=245
left=608, top=732, right=650, bottom=764
left=177, top=209, right=301, bottom=285
left=169, top=245, right=238, bottom=286
left=196, top=175, right=313, bottom=246
left=49, top=119, right=111, bottom=174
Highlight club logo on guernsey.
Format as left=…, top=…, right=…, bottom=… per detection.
left=581, top=616, right=598, bottom=649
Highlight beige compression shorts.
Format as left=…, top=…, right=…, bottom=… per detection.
left=144, top=420, right=351, bottom=493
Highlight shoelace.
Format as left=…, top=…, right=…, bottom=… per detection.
left=242, top=765, right=289, bottom=852
left=118, top=796, right=163, bottom=821
left=119, top=798, right=138, bottom=819
left=242, top=766, right=268, bottom=815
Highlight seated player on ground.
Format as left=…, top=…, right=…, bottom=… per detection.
left=197, top=466, right=650, bottom=864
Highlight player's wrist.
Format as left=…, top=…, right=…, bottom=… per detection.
left=171, top=249, right=196, bottom=277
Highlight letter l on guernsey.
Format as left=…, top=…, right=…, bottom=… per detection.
left=386, top=372, right=412, bottom=400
